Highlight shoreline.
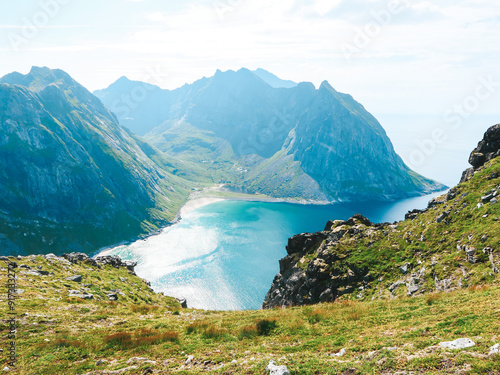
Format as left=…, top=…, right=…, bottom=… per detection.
left=95, top=186, right=448, bottom=257
left=178, top=197, right=227, bottom=218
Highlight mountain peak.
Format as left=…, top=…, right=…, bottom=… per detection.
left=252, top=68, right=297, bottom=89
left=319, top=80, right=334, bottom=91
left=0, top=66, right=75, bottom=93
left=116, top=76, right=132, bottom=83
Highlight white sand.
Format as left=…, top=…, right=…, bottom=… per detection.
left=179, top=197, right=226, bottom=218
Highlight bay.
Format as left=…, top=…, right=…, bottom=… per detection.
left=98, top=191, right=442, bottom=311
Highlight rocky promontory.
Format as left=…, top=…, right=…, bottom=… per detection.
left=263, top=124, right=500, bottom=309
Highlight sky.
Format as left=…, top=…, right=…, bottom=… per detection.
left=0, top=0, right=499, bottom=183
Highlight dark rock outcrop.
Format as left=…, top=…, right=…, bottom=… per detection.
left=461, top=124, right=500, bottom=183
left=62, top=252, right=137, bottom=275
left=262, top=215, right=372, bottom=308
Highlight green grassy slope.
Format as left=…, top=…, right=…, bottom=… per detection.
left=0, top=255, right=499, bottom=374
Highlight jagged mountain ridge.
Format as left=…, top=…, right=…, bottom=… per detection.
left=95, top=68, right=445, bottom=202
left=0, top=67, right=192, bottom=255
left=263, top=124, right=500, bottom=308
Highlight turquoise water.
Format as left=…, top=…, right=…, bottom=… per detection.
left=101, top=192, right=443, bottom=310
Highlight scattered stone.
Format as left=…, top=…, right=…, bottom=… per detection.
left=399, top=263, right=409, bottom=275
left=491, top=198, right=498, bottom=204
left=185, top=355, right=195, bottom=365
left=482, top=193, right=495, bottom=203
left=66, top=275, right=82, bottom=283
left=68, top=290, right=93, bottom=300
left=95, top=255, right=137, bottom=274
left=365, top=351, right=377, bottom=361
left=120, top=277, right=126, bottom=282
left=436, top=211, right=449, bottom=223
left=109, top=289, right=126, bottom=296
left=477, top=203, right=484, bottom=209
left=340, top=369, right=359, bottom=375
left=25, top=270, right=42, bottom=276
left=3, top=366, right=10, bottom=372
left=489, top=343, right=500, bottom=355
left=266, top=360, right=290, bottom=375
left=127, top=357, right=157, bottom=365
left=95, top=359, right=107, bottom=366
left=446, top=188, right=458, bottom=201
left=45, top=254, right=71, bottom=265
left=389, top=281, right=404, bottom=292
left=465, top=247, right=477, bottom=264
left=63, top=252, right=98, bottom=267
left=406, top=278, right=420, bottom=295
left=428, top=197, right=445, bottom=208
left=329, top=348, right=346, bottom=357
left=107, top=293, right=119, bottom=301
left=439, top=338, right=475, bottom=350
left=405, top=209, right=425, bottom=220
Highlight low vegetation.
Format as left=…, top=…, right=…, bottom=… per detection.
left=0, top=253, right=499, bottom=374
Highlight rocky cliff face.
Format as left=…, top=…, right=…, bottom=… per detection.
left=0, top=67, right=190, bottom=255
left=263, top=124, right=500, bottom=308
left=461, top=124, right=500, bottom=182
left=95, top=68, right=444, bottom=203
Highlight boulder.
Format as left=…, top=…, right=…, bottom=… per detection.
left=46, top=254, right=72, bottom=265
left=489, top=343, right=500, bottom=355
left=468, top=124, right=500, bottom=169
left=266, top=360, right=290, bottom=375
left=63, top=252, right=98, bottom=267
left=66, top=275, right=82, bottom=283
left=177, top=298, right=188, bottom=308
left=439, top=338, right=475, bottom=350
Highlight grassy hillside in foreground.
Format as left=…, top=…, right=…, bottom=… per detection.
left=0, top=254, right=499, bottom=374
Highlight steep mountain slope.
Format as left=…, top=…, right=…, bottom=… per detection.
left=0, top=67, right=192, bottom=255
left=263, top=124, right=500, bottom=308
left=95, top=68, right=444, bottom=202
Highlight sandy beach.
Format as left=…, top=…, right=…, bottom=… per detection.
left=178, top=197, right=226, bottom=218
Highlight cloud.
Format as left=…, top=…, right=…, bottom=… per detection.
left=1, top=0, right=499, bottom=116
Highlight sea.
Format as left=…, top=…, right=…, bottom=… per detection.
left=97, top=113, right=498, bottom=311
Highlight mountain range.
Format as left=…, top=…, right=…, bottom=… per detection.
left=95, top=68, right=444, bottom=202
left=1, top=66, right=444, bottom=254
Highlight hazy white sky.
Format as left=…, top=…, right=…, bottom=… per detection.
left=1, top=0, right=500, bottom=117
